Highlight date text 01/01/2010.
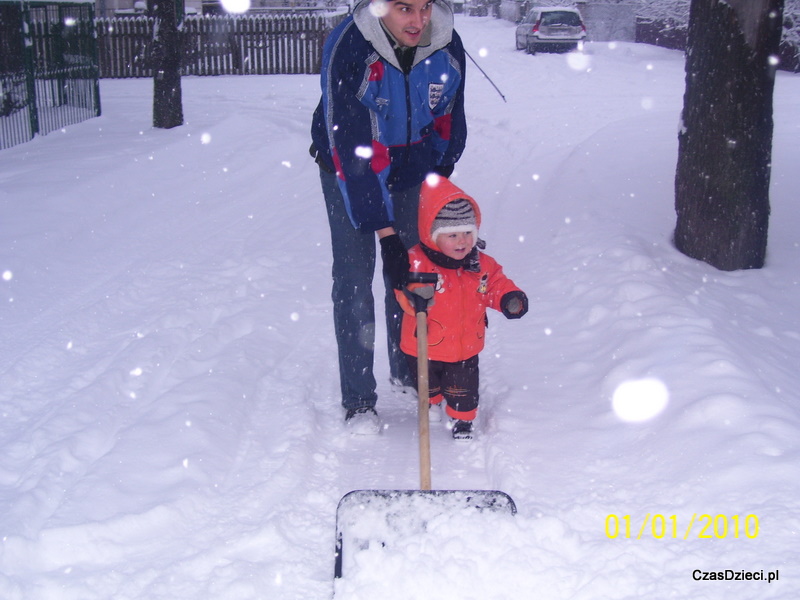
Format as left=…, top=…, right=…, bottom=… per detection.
left=605, top=514, right=759, bottom=540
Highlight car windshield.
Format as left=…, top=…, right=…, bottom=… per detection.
left=540, top=11, right=582, bottom=26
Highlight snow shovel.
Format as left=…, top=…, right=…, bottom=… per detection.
left=333, top=273, right=517, bottom=583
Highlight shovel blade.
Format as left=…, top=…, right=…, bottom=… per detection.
left=334, top=489, right=516, bottom=580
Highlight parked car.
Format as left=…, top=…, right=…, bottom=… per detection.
left=515, top=7, right=586, bottom=54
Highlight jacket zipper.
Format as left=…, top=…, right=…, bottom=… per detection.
left=457, top=269, right=466, bottom=359
left=403, top=70, right=412, bottom=167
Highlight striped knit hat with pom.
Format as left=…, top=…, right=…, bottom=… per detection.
left=430, top=198, right=478, bottom=245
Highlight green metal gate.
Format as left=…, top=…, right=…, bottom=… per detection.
left=1, top=0, right=100, bottom=150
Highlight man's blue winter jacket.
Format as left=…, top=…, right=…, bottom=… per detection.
left=311, top=0, right=467, bottom=232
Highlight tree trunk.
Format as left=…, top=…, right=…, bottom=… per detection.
left=152, top=0, right=183, bottom=129
left=674, top=0, right=783, bottom=270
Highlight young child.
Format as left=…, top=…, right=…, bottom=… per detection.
left=396, top=176, right=528, bottom=440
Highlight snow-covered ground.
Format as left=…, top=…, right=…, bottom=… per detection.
left=2, top=15, right=799, bottom=600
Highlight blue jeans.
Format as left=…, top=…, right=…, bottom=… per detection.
left=319, top=168, right=420, bottom=411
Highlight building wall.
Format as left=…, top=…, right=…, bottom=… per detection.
left=500, top=0, right=636, bottom=43
left=576, top=2, right=636, bottom=42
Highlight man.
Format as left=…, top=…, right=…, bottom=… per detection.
left=310, top=0, right=467, bottom=434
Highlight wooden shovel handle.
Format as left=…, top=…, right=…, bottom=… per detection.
left=416, top=310, right=432, bottom=491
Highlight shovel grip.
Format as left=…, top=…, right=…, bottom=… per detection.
left=407, top=272, right=438, bottom=285
left=404, top=272, right=438, bottom=315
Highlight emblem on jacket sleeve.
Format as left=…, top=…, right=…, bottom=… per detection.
left=428, top=83, right=444, bottom=110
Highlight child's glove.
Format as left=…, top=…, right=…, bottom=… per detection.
left=380, top=234, right=409, bottom=290
left=501, top=291, right=528, bottom=319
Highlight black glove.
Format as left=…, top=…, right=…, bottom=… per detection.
left=501, top=291, right=528, bottom=319
left=432, top=164, right=454, bottom=178
left=380, top=234, right=410, bottom=290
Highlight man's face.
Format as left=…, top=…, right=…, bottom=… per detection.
left=374, top=0, right=434, bottom=48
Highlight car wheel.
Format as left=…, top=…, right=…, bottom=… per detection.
left=526, top=42, right=536, bottom=55
left=515, top=36, right=523, bottom=50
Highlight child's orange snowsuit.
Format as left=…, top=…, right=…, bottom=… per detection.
left=396, top=177, right=525, bottom=364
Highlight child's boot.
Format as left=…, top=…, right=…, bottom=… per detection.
left=451, top=419, right=473, bottom=441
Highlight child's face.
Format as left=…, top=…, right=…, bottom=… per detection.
left=437, top=231, right=475, bottom=260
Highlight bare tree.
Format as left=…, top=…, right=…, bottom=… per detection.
left=637, top=0, right=799, bottom=62
left=785, top=0, right=800, bottom=65
left=674, top=0, right=784, bottom=270
left=637, top=0, right=690, bottom=24
left=151, top=0, right=183, bottom=129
